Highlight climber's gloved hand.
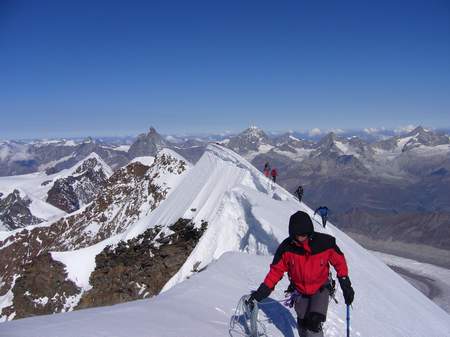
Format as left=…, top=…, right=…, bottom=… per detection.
left=338, top=276, right=355, bottom=305
left=249, top=283, right=272, bottom=303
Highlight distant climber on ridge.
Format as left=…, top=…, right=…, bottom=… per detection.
left=271, top=168, right=278, bottom=183
left=296, top=185, right=304, bottom=203
left=263, top=162, right=271, bottom=177
left=247, top=211, right=354, bottom=337
left=314, top=206, right=329, bottom=228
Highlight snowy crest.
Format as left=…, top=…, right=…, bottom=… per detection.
left=70, top=152, right=113, bottom=178
left=124, top=144, right=310, bottom=289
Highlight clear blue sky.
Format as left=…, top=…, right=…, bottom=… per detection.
left=1, top=0, right=449, bottom=139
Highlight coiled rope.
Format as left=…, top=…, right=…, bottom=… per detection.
left=229, top=295, right=268, bottom=337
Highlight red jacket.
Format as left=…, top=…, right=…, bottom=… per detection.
left=271, top=169, right=277, bottom=177
left=263, top=233, right=348, bottom=295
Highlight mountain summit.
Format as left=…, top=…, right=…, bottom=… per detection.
left=226, top=126, right=271, bottom=154
left=128, top=127, right=168, bottom=159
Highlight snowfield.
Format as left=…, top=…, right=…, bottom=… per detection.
left=1, top=144, right=450, bottom=336
left=1, top=251, right=450, bottom=337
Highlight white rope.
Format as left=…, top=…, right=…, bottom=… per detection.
left=229, top=295, right=268, bottom=337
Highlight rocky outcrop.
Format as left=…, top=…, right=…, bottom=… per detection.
left=0, top=189, right=43, bottom=230
left=78, top=219, right=207, bottom=309
left=3, top=253, right=81, bottom=320
left=46, top=155, right=111, bottom=213
left=46, top=178, right=79, bottom=213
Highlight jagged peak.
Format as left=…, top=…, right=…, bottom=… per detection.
left=405, top=125, right=433, bottom=137
left=72, top=152, right=113, bottom=177
left=237, top=126, right=269, bottom=142
left=243, top=125, right=264, bottom=134
left=134, top=127, right=166, bottom=144
left=404, top=126, right=422, bottom=136
left=317, top=132, right=338, bottom=147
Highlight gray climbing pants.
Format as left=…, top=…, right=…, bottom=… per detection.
left=294, top=287, right=330, bottom=337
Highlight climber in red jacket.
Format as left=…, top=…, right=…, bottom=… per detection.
left=248, top=211, right=355, bottom=337
left=271, top=168, right=278, bottom=183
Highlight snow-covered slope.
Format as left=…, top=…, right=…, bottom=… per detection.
left=2, top=144, right=450, bottom=336
left=123, top=144, right=301, bottom=289
left=2, top=251, right=449, bottom=337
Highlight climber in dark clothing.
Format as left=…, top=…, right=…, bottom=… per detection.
left=263, top=162, right=271, bottom=178
left=314, top=206, right=329, bottom=228
left=296, top=186, right=304, bottom=203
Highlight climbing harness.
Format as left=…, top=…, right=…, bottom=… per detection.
left=282, top=289, right=301, bottom=308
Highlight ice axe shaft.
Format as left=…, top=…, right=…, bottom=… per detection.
left=346, top=304, right=350, bottom=337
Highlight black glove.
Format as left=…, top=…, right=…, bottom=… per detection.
left=249, top=283, right=272, bottom=302
left=338, top=276, right=355, bottom=305
left=284, top=281, right=296, bottom=295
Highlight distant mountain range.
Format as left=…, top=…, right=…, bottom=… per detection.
left=221, top=126, right=450, bottom=265
left=1, top=125, right=449, bottom=265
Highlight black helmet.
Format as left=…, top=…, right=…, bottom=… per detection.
left=289, top=211, right=314, bottom=239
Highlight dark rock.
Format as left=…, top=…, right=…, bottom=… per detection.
left=46, top=156, right=110, bottom=213
left=77, top=219, right=207, bottom=309
left=0, top=190, right=43, bottom=230
left=46, top=177, right=79, bottom=213
left=4, top=253, right=81, bottom=319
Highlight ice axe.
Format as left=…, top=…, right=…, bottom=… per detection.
left=346, top=304, right=351, bottom=337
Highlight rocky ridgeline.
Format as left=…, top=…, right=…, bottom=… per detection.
left=46, top=156, right=111, bottom=213
left=3, top=253, right=81, bottom=320
left=78, top=218, right=207, bottom=309
left=2, top=219, right=206, bottom=320
left=0, top=152, right=189, bottom=320
left=0, top=189, right=43, bottom=230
